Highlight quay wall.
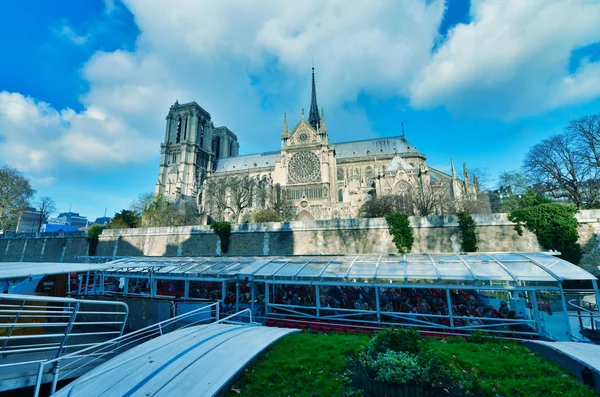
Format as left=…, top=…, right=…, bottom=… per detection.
left=1, top=211, right=599, bottom=274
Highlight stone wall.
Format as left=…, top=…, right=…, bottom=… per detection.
left=0, top=233, right=89, bottom=263
left=94, top=210, right=600, bottom=272
left=1, top=211, right=599, bottom=274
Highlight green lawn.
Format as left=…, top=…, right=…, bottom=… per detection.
left=434, top=338, right=596, bottom=397
left=227, top=332, right=595, bottom=397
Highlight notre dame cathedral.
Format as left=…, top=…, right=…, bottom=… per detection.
left=155, top=69, right=477, bottom=221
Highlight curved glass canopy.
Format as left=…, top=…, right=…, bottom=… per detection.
left=102, top=252, right=596, bottom=285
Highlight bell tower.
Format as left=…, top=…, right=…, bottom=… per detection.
left=156, top=100, right=239, bottom=204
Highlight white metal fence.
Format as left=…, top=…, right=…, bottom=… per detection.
left=33, top=302, right=255, bottom=396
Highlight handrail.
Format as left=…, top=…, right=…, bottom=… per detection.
left=60, top=308, right=256, bottom=391
left=567, top=298, right=598, bottom=314
left=0, top=294, right=129, bottom=358
left=34, top=301, right=223, bottom=396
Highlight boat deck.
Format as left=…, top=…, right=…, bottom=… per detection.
left=54, top=323, right=298, bottom=397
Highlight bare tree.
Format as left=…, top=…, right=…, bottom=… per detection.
left=497, top=171, right=530, bottom=195
left=226, top=175, right=255, bottom=223
left=130, top=193, right=155, bottom=215
left=360, top=193, right=414, bottom=218
left=204, top=174, right=256, bottom=223
left=568, top=114, right=600, bottom=167
left=523, top=132, right=600, bottom=209
left=205, top=178, right=228, bottom=221
left=413, top=173, right=453, bottom=216
left=0, top=165, right=35, bottom=232
left=36, top=196, right=57, bottom=231
left=262, top=181, right=296, bottom=220
left=491, top=171, right=531, bottom=212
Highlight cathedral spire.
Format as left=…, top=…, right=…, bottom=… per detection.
left=308, top=67, right=321, bottom=130
left=451, top=159, right=456, bottom=179
left=281, top=112, right=289, bottom=138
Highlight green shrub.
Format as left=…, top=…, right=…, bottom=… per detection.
left=509, top=203, right=582, bottom=264
left=362, top=350, right=422, bottom=385
left=366, top=327, right=423, bottom=358
left=359, top=328, right=481, bottom=395
left=457, top=212, right=478, bottom=252
left=210, top=221, right=231, bottom=253
left=86, top=225, right=106, bottom=256
left=419, top=347, right=478, bottom=393
left=252, top=209, right=284, bottom=223
left=385, top=214, right=414, bottom=253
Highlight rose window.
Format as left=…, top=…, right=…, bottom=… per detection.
left=288, top=151, right=321, bottom=183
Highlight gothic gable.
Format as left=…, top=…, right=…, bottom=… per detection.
left=288, top=120, right=318, bottom=147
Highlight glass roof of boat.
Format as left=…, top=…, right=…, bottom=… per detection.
left=100, top=253, right=596, bottom=284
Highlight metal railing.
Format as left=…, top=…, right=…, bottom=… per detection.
left=0, top=294, right=128, bottom=358
left=75, top=256, right=130, bottom=264
left=567, top=298, right=599, bottom=340
left=33, top=302, right=251, bottom=396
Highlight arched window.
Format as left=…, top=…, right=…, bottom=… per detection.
left=338, top=189, right=343, bottom=202
left=176, top=117, right=182, bottom=143
left=275, top=184, right=281, bottom=203
left=229, top=141, right=234, bottom=157
left=337, top=168, right=344, bottom=181
left=365, top=166, right=374, bottom=187
left=213, top=137, right=221, bottom=159
left=183, top=116, right=188, bottom=141
left=199, top=123, right=204, bottom=147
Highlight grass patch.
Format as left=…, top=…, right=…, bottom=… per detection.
left=434, top=338, right=596, bottom=397
left=227, top=332, right=595, bottom=397
left=227, top=332, right=369, bottom=397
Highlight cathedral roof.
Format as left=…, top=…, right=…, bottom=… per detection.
left=213, top=136, right=422, bottom=174
left=333, top=135, right=423, bottom=159
left=214, top=151, right=279, bottom=173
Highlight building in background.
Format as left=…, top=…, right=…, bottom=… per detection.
left=15, top=207, right=42, bottom=233
left=90, top=217, right=111, bottom=227
left=46, top=212, right=88, bottom=231
left=155, top=69, right=477, bottom=221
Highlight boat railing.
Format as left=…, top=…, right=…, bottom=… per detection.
left=567, top=298, right=599, bottom=341
left=0, top=294, right=128, bottom=358
left=33, top=302, right=253, bottom=396
left=74, top=256, right=130, bottom=264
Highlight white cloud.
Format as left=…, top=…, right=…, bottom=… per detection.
left=410, top=0, right=600, bottom=119
left=4, top=0, right=600, bottom=191
left=104, top=0, right=117, bottom=15
left=124, top=0, right=445, bottom=105
left=54, top=23, right=89, bottom=45
left=0, top=91, right=155, bottom=175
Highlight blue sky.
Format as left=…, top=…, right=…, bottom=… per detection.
left=1, top=0, right=600, bottom=221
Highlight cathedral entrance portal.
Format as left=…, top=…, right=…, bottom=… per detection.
left=297, top=210, right=314, bottom=221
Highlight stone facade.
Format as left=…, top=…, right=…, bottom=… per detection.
left=155, top=69, right=477, bottom=221
left=155, top=100, right=239, bottom=205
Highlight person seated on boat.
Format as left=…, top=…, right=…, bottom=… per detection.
left=481, top=305, right=498, bottom=327
left=476, top=302, right=486, bottom=316
left=400, top=298, right=412, bottom=313
left=499, top=301, right=510, bottom=317
left=506, top=310, right=535, bottom=334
